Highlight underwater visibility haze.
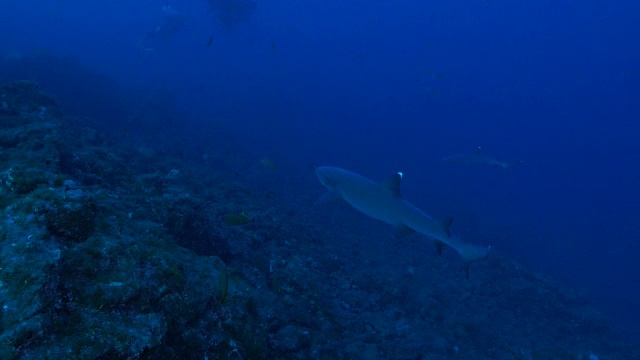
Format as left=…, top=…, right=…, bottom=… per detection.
left=0, top=0, right=639, bottom=358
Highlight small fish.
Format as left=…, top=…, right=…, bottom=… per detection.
left=223, top=212, right=254, bottom=226
left=430, top=71, right=444, bottom=80
left=260, top=158, right=278, bottom=169
left=442, top=147, right=522, bottom=169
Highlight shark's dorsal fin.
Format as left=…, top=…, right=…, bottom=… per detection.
left=439, top=216, right=454, bottom=237
left=475, top=146, right=482, bottom=155
left=384, top=172, right=403, bottom=197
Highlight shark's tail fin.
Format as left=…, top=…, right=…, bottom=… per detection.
left=445, top=235, right=491, bottom=262
left=458, top=244, right=491, bottom=262
left=460, top=244, right=490, bottom=279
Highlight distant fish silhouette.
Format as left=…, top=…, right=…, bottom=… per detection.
left=206, top=35, right=214, bottom=47
left=442, top=147, right=522, bottom=169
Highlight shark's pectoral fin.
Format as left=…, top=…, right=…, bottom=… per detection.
left=439, top=216, right=454, bottom=237
left=313, top=190, right=341, bottom=207
left=394, top=224, right=415, bottom=238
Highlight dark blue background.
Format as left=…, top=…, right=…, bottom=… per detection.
left=2, top=0, right=639, bottom=340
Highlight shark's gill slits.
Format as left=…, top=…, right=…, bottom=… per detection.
left=326, top=178, right=338, bottom=189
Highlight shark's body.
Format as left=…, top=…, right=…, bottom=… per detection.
left=315, top=166, right=490, bottom=262
left=442, top=147, right=520, bottom=169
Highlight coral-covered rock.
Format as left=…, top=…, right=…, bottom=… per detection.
left=45, top=198, right=97, bottom=243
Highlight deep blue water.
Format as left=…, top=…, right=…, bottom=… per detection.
left=3, top=0, right=639, bottom=342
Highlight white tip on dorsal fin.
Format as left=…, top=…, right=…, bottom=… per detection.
left=384, top=172, right=403, bottom=197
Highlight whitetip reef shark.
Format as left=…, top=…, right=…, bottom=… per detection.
left=315, top=166, right=490, bottom=276
left=442, top=147, right=521, bottom=169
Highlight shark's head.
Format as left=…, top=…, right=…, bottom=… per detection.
left=315, top=166, right=343, bottom=191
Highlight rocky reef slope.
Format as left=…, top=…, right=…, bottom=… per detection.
left=0, top=81, right=636, bottom=359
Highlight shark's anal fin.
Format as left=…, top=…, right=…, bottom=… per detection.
left=313, top=190, right=341, bottom=207
left=384, top=172, right=403, bottom=197
left=435, top=240, right=445, bottom=255
left=395, top=224, right=415, bottom=238
left=440, top=216, right=454, bottom=237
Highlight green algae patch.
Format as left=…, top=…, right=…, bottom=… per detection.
left=45, top=198, right=97, bottom=242
left=9, top=167, right=49, bottom=194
